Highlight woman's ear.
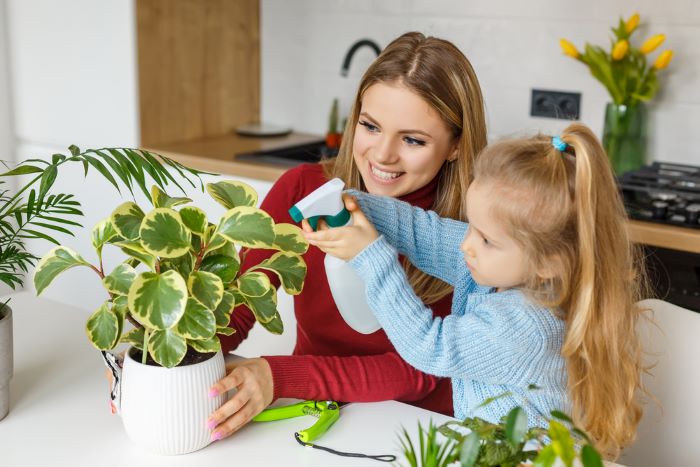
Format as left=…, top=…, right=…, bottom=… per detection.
left=447, top=143, right=459, bottom=162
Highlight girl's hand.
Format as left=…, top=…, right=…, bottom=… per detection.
left=206, top=357, right=274, bottom=441
left=302, top=195, right=379, bottom=261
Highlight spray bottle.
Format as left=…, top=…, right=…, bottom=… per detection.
left=289, top=178, right=381, bottom=334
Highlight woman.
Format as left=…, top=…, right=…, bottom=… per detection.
left=206, top=31, right=488, bottom=441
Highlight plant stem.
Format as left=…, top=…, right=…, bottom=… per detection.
left=142, top=328, right=149, bottom=365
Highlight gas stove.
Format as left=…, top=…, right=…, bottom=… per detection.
left=618, top=161, right=700, bottom=229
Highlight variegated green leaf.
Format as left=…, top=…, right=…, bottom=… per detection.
left=216, top=206, right=275, bottom=248
left=188, top=336, right=221, bottom=354
left=203, top=224, right=227, bottom=252
left=120, top=326, right=145, bottom=349
left=139, top=208, right=191, bottom=258
left=148, top=328, right=187, bottom=368
left=116, top=240, right=157, bottom=270
left=188, top=271, right=224, bottom=311
left=229, top=288, right=245, bottom=308
left=179, top=206, right=208, bottom=235
left=112, top=295, right=128, bottom=341
left=103, top=263, right=137, bottom=296
left=151, top=185, right=192, bottom=209
left=237, top=271, right=271, bottom=298
left=111, top=201, right=145, bottom=240
left=259, top=313, right=283, bottom=335
left=34, top=246, right=91, bottom=295
left=252, top=252, right=307, bottom=295
left=85, top=302, right=119, bottom=350
left=243, top=287, right=278, bottom=324
left=200, top=254, right=240, bottom=284
left=175, top=298, right=216, bottom=340
left=213, top=291, right=236, bottom=327
left=160, top=251, right=195, bottom=279
left=128, top=270, right=187, bottom=330
left=206, top=180, right=258, bottom=209
left=273, top=223, right=309, bottom=254
left=91, top=217, right=120, bottom=252
left=216, top=326, right=236, bottom=336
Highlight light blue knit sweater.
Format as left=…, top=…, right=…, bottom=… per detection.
left=347, top=191, right=569, bottom=427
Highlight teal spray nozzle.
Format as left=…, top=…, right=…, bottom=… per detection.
left=288, top=178, right=350, bottom=231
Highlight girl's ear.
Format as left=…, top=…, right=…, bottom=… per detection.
left=536, top=254, right=560, bottom=281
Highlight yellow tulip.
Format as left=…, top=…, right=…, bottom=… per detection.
left=612, top=40, right=629, bottom=60
left=625, top=13, right=640, bottom=34
left=640, top=34, right=666, bottom=54
left=560, top=38, right=580, bottom=58
left=653, top=50, right=674, bottom=70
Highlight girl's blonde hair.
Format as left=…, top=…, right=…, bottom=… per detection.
left=473, top=123, right=647, bottom=458
left=323, top=31, right=487, bottom=304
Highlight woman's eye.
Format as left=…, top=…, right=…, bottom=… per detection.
left=404, top=136, right=426, bottom=146
left=359, top=121, right=379, bottom=132
left=482, top=237, right=490, bottom=246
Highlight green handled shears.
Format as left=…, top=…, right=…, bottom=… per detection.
left=252, top=400, right=340, bottom=443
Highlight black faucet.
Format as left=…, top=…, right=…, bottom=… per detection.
left=341, top=39, right=381, bottom=77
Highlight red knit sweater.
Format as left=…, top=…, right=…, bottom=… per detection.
left=221, top=163, right=453, bottom=415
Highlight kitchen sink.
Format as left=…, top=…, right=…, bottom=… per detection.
left=236, top=140, right=337, bottom=167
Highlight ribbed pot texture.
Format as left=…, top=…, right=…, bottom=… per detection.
left=120, top=348, right=226, bottom=455
left=0, top=306, right=12, bottom=422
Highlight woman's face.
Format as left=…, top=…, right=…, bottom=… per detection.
left=352, top=81, right=458, bottom=197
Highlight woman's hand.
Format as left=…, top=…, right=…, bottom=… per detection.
left=206, top=357, right=274, bottom=441
left=302, top=195, right=379, bottom=261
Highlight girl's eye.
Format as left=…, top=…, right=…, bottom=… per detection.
left=404, top=136, right=426, bottom=146
left=359, top=120, right=379, bottom=133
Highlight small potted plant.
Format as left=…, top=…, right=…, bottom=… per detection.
left=0, top=145, right=206, bottom=422
left=32, top=179, right=308, bottom=455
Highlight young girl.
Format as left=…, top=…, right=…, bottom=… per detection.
left=304, top=123, right=645, bottom=458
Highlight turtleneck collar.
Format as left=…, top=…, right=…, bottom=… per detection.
left=396, top=172, right=441, bottom=210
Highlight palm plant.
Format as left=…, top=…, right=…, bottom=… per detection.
left=0, top=144, right=209, bottom=290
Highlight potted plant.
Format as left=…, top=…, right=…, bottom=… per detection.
left=559, top=13, right=674, bottom=174
left=0, top=145, right=207, bottom=421
left=32, top=179, right=308, bottom=454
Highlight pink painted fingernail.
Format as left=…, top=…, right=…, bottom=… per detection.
left=207, top=419, right=217, bottom=430
left=211, top=431, right=223, bottom=441
left=208, top=388, right=219, bottom=398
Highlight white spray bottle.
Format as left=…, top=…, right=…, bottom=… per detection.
left=289, top=178, right=381, bottom=334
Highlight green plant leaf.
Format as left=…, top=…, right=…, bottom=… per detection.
left=85, top=301, right=120, bottom=350
left=103, top=263, right=137, bottom=296
left=188, top=336, right=221, bottom=354
left=548, top=420, right=576, bottom=466
left=505, top=406, right=528, bottom=449
left=459, top=432, right=480, bottom=467
left=213, top=291, right=236, bottom=326
left=206, top=180, right=258, bottom=209
left=0, top=164, right=44, bottom=176
left=251, top=252, right=307, bottom=295
left=580, top=445, right=604, bottom=467
left=215, top=206, right=275, bottom=248
left=91, top=217, right=120, bottom=252
left=38, top=165, right=58, bottom=199
left=216, top=326, right=235, bottom=336
left=533, top=445, right=557, bottom=467
left=128, top=270, right=188, bottom=330
left=237, top=271, right=272, bottom=298
left=175, top=298, right=217, bottom=340
left=179, top=206, right=208, bottom=235
left=258, top=313, right=283, bottom=334
left=160, top=251, right=195, bottom=279
left=188, top=270, right=224, bottom=310
left=116, top=240, right=157, bottom=270
left=139, top=208, right=191, bottom=258
left=33, top=246, right=91, bottom=295
left=243, top=287, right=278, bottom=324
left=272, top=223, right=309, bottom=254
left=120, top=326, right=145, bottom=349
left=111, top=201, right=145, bottom=240
left=200, top=254, right=239, bottom=284
left=148, top=328, right=187, bottom=368
left=150, top=185, right=192, bottom=209
left=550, top=410, right=574, bottom=424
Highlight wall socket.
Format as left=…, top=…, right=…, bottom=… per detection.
left=530, top=89, right=581, bottom=120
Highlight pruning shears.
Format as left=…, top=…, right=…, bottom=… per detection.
left=252, top=400, right=340, bottom=443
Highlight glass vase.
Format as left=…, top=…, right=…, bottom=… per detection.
left=602, top=102, right=647, bottom=175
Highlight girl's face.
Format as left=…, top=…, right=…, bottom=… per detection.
left=353, top=81, right=458, bottom=197
left=460, top=181, right=529, bottom=291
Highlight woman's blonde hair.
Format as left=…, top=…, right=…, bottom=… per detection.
left=473, top=123, right=647, bottom=459
left=323, top=31, right=487, bottom=304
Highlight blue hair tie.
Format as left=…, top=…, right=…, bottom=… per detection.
left=551, top=136, right=567, bottom=152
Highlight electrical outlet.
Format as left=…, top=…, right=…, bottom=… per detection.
left=530, top=89, right=581, bottom=120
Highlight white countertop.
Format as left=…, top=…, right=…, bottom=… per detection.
left=0, top=291, right=453, bottom=466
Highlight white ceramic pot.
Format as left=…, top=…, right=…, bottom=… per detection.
left=120, top=348, right=226, bottom=455
left=0, top=305, right=12, bottom=422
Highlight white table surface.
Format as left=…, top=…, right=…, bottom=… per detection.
left=0, top=291, right=454, bottom=466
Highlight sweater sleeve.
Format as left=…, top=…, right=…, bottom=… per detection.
left=348, top=190, right=469, bottom=286
left=351, top=236, right=563, bottom=385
